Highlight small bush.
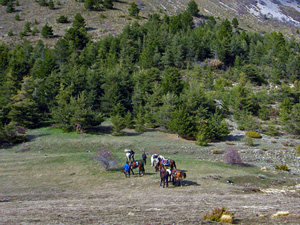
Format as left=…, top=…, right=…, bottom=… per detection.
left=224, top=147, right=243, bottom=165
left=212, top=149, right=224, bottom=154
left=15, top=14, right=20, bottom=21
left=295, top=145, right=300, bottom=155
left=244, top=135, right=254, bottom=146
left=246, top=131, right=261, bottom=138
left=196, top=133, right=208, bottom=146
left=99, top=13, right=106, bottom=19
left=275, top=164, right=290, bottom=171
left=203, top=207, right=235, bottom=223
left=94, top=146, right=119, bottom=171
left=7, top=29, right=13, bottom=36
left=263, top=123, right=279, bottom=136
left=56, top=15, right=69, bottom=23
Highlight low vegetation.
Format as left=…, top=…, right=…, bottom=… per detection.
left=203, top=207, right=235, bottom=223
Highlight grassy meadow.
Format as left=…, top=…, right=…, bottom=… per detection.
left=1, top=121, right=300, bottom=224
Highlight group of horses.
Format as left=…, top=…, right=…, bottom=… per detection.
left=151, top=154, right=186, bottom=188
left=124, top=151, right=186, bottom=187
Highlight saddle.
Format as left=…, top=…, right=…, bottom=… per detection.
left=172, top=169, right=178, bottom=175
left=136, top=161, right=139, bottom=166
left=162, top=160, right=170, bottom=166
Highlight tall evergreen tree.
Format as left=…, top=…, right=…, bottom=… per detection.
left=186, top=0, right=199, bottom=16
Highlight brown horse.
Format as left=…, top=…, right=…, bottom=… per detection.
left=155, top=159, right=177, bottom=172
left=160, top=169, right=169, bottom=188
left=130, top=161, right=145, bottom=176
left=171, top=169, right=186, bottom=187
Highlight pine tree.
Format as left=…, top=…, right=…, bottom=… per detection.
left=72, top=13, right=86, bottom=29
left=103, top=0, right=113, bottom=9
left=15, top=14, right=20, bottom=21
left=48, top=0, right=54, bottom=9
left=111, top=114, right=126, bottom=135
left=84, top=0, right=95, bottom=10
left=6, top=0, right=14, bottom=13
left=186, top=0, right=199, bottom=16
left=41, top=23, right=53, bottom=38
left=232, top=17, right=239, bottom=29
left=128, top=2, right=139, bottom=18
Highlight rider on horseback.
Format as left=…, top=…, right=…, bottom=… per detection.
left=130, top=149, right=135, bottom=161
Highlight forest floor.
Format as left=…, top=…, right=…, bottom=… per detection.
left=1, top=122, right=300, bottom=224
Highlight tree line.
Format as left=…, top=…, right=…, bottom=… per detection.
left=1, top=4, right=300, bottom=145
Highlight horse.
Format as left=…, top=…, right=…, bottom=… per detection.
left=155, top=159, right=177, bottom=172
left=171, top=169, right=186, bottom=187
left=125, top=149, right=135, bottom=162
left=166, top=168, right=172, bottom=182
left=160, top=169, right=169, bottom=188
left=130, top=161, right=145, bottom=176
left=150, top=154, right=165, bottom=166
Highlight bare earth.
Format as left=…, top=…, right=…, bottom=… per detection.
left=1, top=163, right=300, bottom=224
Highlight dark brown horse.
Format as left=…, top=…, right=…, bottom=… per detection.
left=130, top=161, right=145, bottom=176
left=171, top=169, right=186, bottom=187
left=160, top=169, right=169, bottom=188
left=155, top=159, right=177, bottom=172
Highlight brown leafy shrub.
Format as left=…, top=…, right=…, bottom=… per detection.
left=207, top=59, right=223, bottom=69
left=246, top=131, right=261, bottom=138
left=224, top=147, right=243, bottom=165
left=269, top=107, right=280, bottom=117
left=203, top=207, right=235, bottom=223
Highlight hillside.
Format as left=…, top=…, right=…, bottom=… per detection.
left=1, top=0, right=300, bottom=47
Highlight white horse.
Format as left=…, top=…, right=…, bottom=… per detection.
left=150, top=154, right=165, bottom=166
left=166, top=168, right=172, bottom=182
left=125, top=149, right=135, bottom=162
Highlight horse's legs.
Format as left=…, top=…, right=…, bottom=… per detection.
left=165, top=174, right=168, bottom=188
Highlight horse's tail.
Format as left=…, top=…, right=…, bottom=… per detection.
left=174, top=161, right=177, bottom=169
left=183, top=172, right=186, bottom=179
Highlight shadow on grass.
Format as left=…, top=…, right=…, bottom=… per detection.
left=86, top=27, right=97, bottom=31
left=225, top=134, right=244, bottom=141
left=168, top=180, right=200, bottom=188
left=0, top=132, right=50, bottom=150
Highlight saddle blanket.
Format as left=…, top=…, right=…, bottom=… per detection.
left=162, top=160, right=170, bottom=166
left=172, top=169, right=178, bottom=175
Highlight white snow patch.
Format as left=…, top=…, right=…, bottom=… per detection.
left=219, top=1, right=236, bottom=11
left=249, top=0, right=300, bottom=25
left=204, top=8, right=213, bottom=14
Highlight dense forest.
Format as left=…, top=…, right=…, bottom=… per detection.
left=1, top=2, right=300, bottom=146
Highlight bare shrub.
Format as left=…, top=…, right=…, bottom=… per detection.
left=224, top=147, right=243, bottom=165
left=94, top=146, right=119, bottom=171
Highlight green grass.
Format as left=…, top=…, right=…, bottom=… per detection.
left=1, top=123, right=299, bottom=224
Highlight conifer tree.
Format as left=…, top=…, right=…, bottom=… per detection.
left=186, top=0, right=199, bottom=16
left=128, top=2, right=139, bottom=18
